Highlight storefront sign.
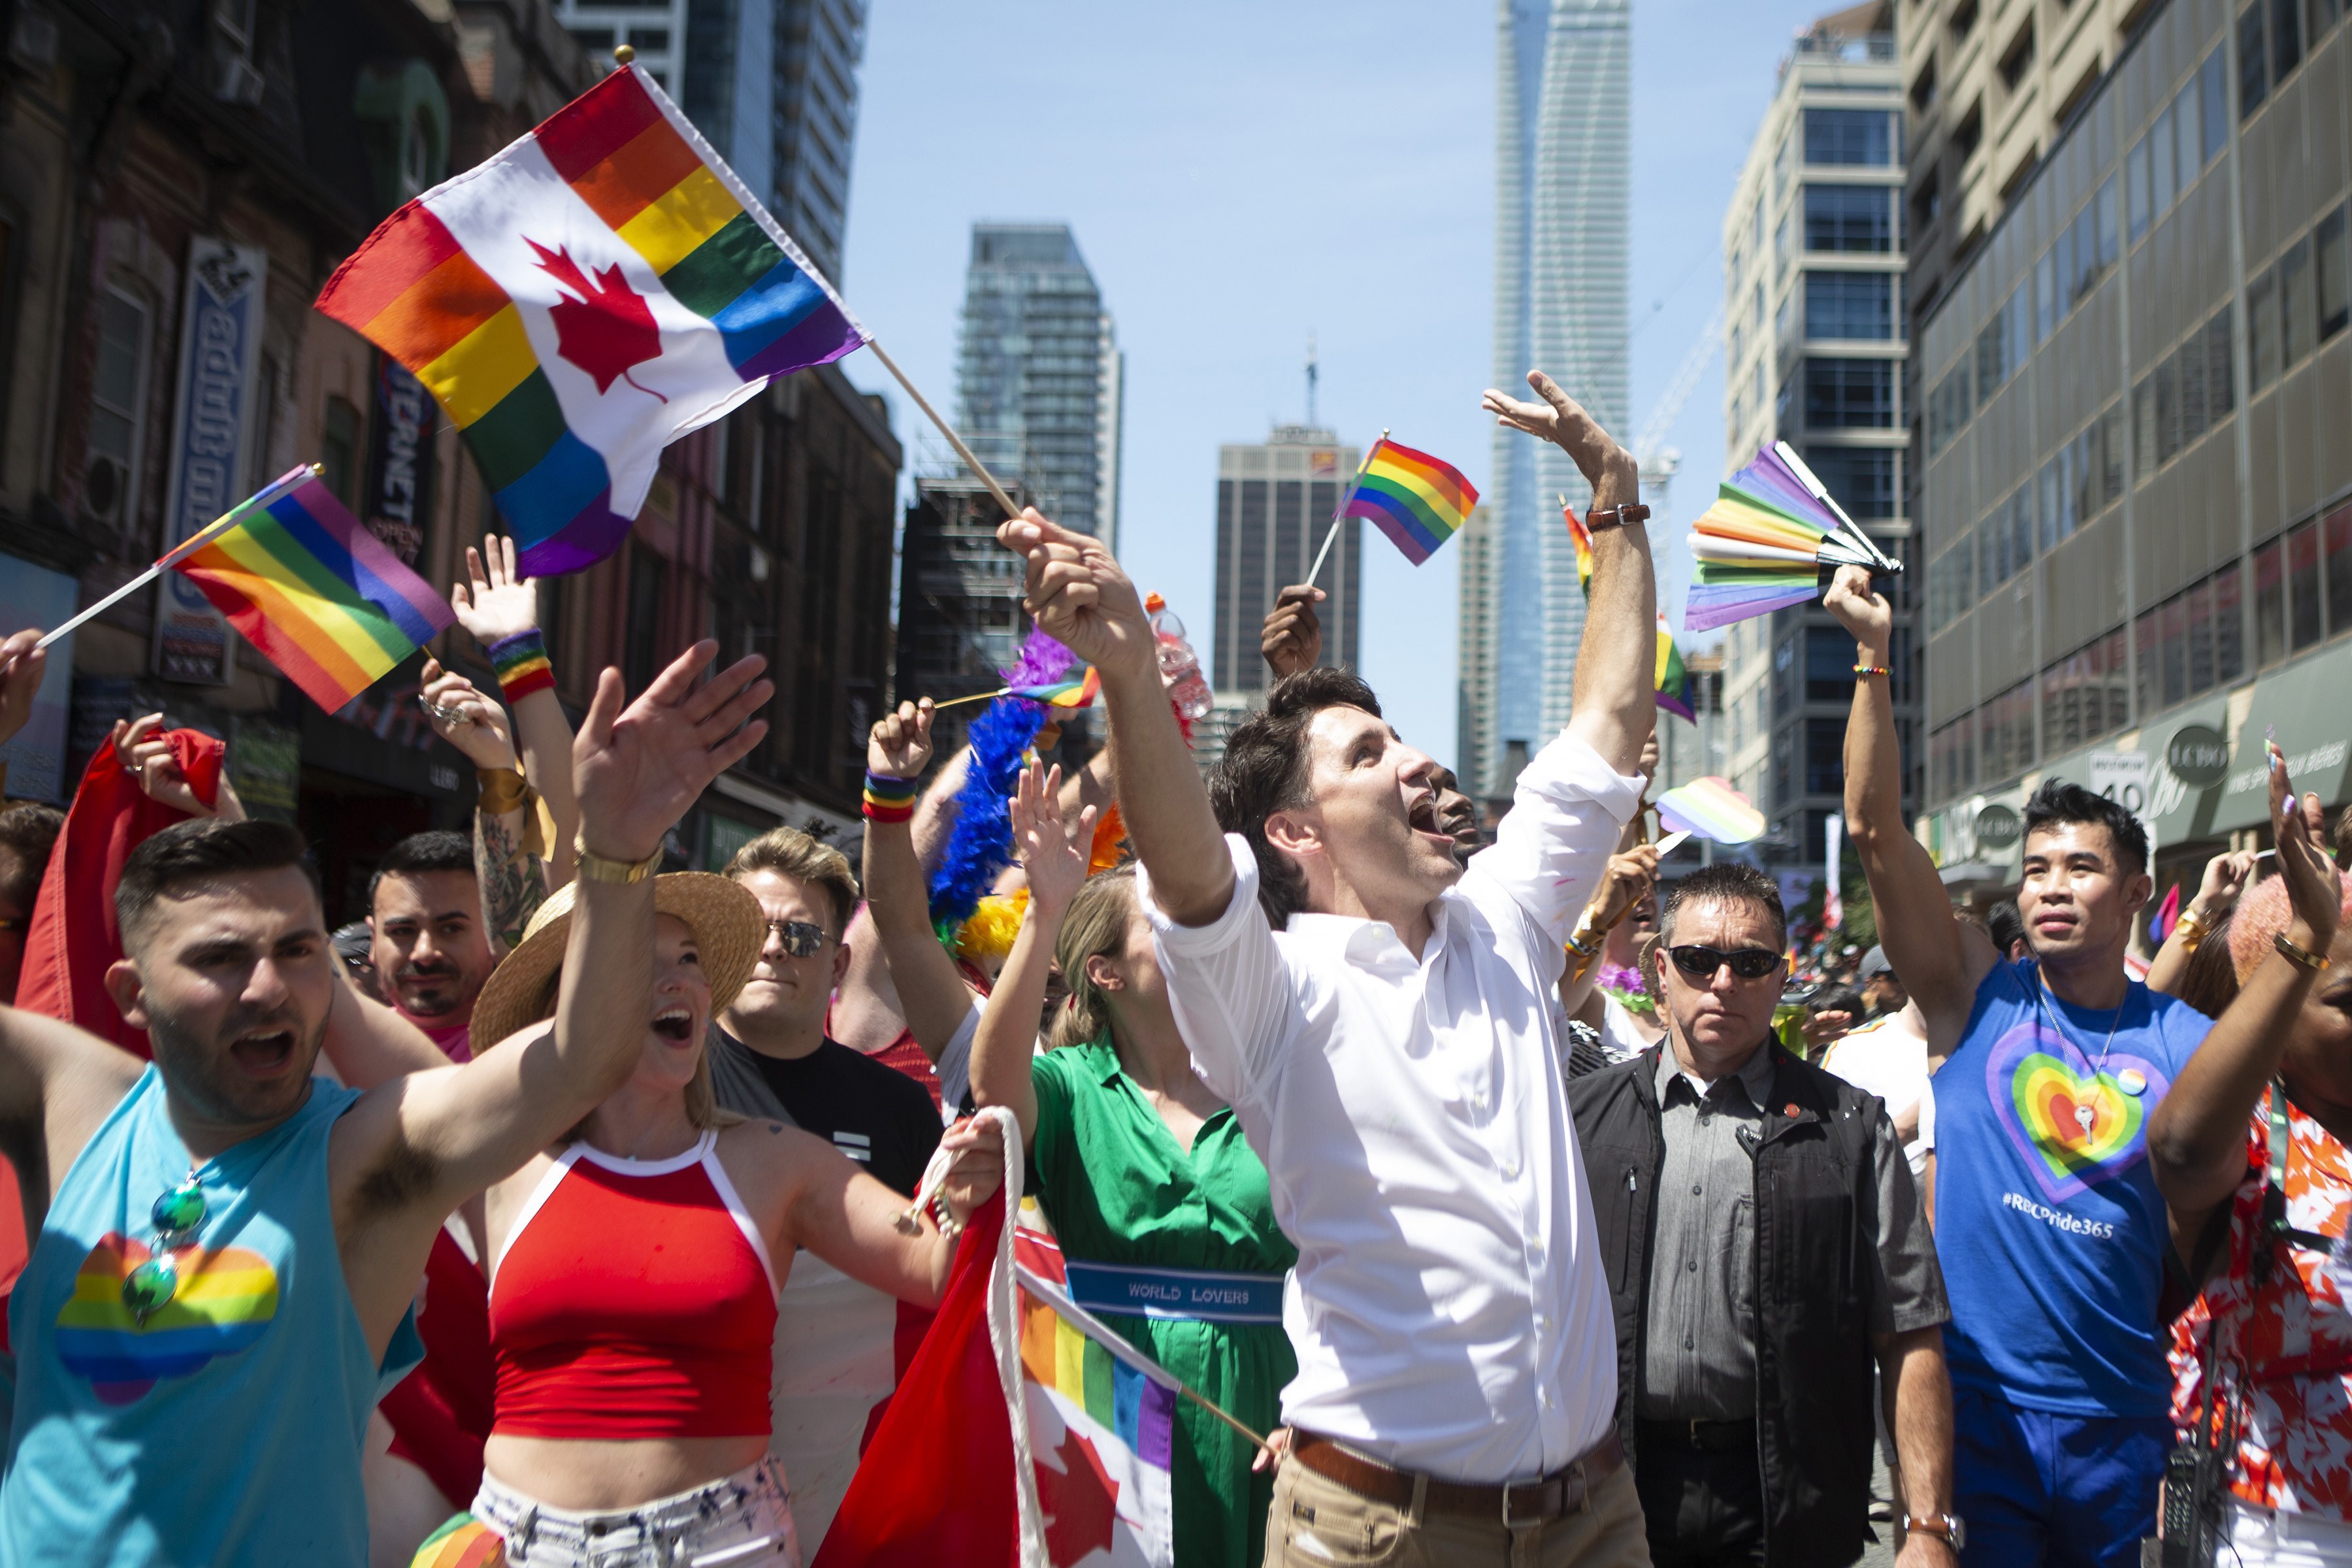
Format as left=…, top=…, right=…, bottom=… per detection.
left=228, top=715, right=301, bottom=824
left=151, top=238, right=267, bottom=687
left=0, top=555, right=78, bottom=801
left=2087, top=751, right=2152, bottom=816
left=2164, top=725, right=2230, bottom=790
left=363, top=354, right=436, bottom=564
left=1973, top=804, right=2022, bottom=850
left=701, top=811, right=765, bottom=873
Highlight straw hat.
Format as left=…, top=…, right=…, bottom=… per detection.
left=468, top=872, right=765, bottom=1053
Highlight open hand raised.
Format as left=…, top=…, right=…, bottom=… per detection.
left=1010, top=760, right=1096, bottom=915
left=2269, top=743, right=2344, bottom=956
left=451, top=536, right=540, bottom=647
left=574, top=641, right=772, bottom=864
left=1481, top=371, right=1637, bottom=493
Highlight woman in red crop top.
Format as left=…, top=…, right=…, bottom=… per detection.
left=439, top=870, right=1003, bottom=1568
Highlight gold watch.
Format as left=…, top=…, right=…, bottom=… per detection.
left=572, top=834, right=663, bottom=884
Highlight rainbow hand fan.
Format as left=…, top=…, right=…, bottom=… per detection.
left=1656, top=777, right=1767, bottom=845
left=1684, top=442, right=1899, bottom=631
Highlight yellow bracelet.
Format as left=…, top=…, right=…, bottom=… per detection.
left=2173, top=911, right=2208, bottom=954
left=2275, top=930, right=2331, bottom=972
left=572, top=835, right=663, bottom=885
left=476, top=767, right=530, bottom=816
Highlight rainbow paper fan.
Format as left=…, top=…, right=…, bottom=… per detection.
left=1656, top=777, right=1767, bottom=845
left=1684, top=442, right=1899, bottom=631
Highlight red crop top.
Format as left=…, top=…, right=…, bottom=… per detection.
left=489, top=1132, right=779, bottom=1439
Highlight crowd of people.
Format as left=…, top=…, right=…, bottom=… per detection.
left=0, top=374, right=2344, bottom=1567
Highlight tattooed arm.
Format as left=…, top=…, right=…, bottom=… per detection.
left=476, top=807, right=549, bottom=957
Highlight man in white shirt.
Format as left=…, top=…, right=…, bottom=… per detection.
left=997, top=369, right=1657, bottom=1566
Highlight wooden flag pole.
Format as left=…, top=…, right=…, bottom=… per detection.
left=930, top=686, right=1011, bottom=711
left=866, top=339, right=1024, bottom=522
left=1303, top=430, right=1385, bottom=589
left=35, top=465, right=321, bottom=651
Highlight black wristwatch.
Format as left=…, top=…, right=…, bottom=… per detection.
left=1902, top=1512, right=1965, bottom=1551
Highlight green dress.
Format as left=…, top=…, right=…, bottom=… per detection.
left=1030, top=1038, right=1298, bottom=1568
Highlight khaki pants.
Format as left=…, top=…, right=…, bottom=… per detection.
left=1266, top=1450, right=1653, bottom=1568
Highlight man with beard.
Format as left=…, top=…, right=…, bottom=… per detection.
left=0, top=638, right=772, bottom=1565
left=368, top=830, right=497, bottom=1062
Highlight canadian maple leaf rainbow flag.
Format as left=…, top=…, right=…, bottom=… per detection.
left=315, top=63, right=867, bottom=576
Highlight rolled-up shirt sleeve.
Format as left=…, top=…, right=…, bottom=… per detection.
left=1136, top=835, right=1303, bottom=1109
left=1865, top=1102, right=1950, bottom=1334
left=1463, top=729, right=1649, bottom=947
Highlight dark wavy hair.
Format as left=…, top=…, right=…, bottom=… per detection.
left=117, top=819, right=318, bottom=956
left=1206, top=668, right=1382, bottom=928
left=2023, top=777, right=2150, bottom=877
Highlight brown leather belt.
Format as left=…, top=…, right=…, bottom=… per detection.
left=1291, top=1428, right=1625, bottom=1529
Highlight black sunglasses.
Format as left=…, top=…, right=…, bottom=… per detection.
left=762, top=919, right=829, bottom=959
left=1667, top=943, right=1784, bottom=981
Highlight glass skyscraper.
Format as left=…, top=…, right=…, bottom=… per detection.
left=956, top=223, right=1125, bottom=547
left=1477, top=0, right=1631, bottom=794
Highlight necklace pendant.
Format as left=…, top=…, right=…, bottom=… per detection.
left=2075, top=1103, right=2097, bottom=1135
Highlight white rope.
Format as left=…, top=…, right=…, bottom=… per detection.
left=904, top=1105, right=1044, bottom=1567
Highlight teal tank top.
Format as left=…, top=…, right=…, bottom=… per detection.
left=0, top=1066, right=422, bottom=1565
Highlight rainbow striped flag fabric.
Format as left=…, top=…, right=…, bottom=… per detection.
left=169, top=466, right=455, bottom=713
left=1656, top=615, right=1695, bottom=721
left=315, top=63, right=866, bottom=577
left=1343, top=438, right=1477, bottom=566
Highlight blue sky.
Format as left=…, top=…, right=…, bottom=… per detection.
left=838, top=0, right=1833, bottom=772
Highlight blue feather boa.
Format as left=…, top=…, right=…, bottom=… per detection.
left=926, top=693, right=1045, bottom=932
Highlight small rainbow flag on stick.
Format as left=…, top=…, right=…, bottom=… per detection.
left=1656, top=615, right=1695, bottom=722
left=1344, top=438, right=1478, bottom=566
left=1657, top=776, right=1767, bottom=845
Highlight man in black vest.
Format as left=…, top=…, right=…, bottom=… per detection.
left=1572, top=863, right=1957, bottom=1568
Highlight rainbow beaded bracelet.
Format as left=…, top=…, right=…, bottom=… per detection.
left=862, top=771, right=918, bottom=824
left=488, top=629, right=555, bottom=704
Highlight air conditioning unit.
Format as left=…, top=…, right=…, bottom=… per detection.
left=212, top=51, right=263, bottom=106
left=84, top=453, right=127, bottom=528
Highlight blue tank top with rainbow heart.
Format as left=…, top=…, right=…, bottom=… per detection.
left=1933, top=956, right=2212, bottom=1418
left=0, top=1065, right=422, bottom=1565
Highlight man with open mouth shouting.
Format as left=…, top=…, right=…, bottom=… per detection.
left=0, top=638, right=774, bottom=1567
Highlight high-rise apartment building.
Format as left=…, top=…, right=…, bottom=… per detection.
left=1209, top=427, right=1363, bottom=695
left=1716, top=4, right=1916, bottom=875
left=1902, top=0, right=2140, bottom=317
left=956, top=224, right=1125, bottom=546
left=1482, top=0, right=1630, bottom=788
left=551, top=0, right=868, bottom=285
left=1455, top=504, right=1499, bottom=799
left=1914, top=0, right=2352, bottom=902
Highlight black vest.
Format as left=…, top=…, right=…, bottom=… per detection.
left=1571, top=1042, right=1884, bottom=1568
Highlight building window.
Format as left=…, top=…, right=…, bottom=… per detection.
left=1953, top=97, right=1985, bottom=159
left=2040, top=627, right=2129, bottom=752
left=1979, top=678, right=2036, bottom=784
left=2327, top=504, right=2352, bottom=638
left=2249, top=267, right=2281, bottom=393
left=1950, top=0, right=1980, bottom=39
left=1806, top=719, right=1844, bottom=795
left=2241, top=2, right=2270, bottom=118
left=1805, top=358, right=1896, bottom=427
left=1998, top=22, right=2035, bottom=91
left=2281, top=235, right=2317, bottom=367
left=2142, top=562, right=2249, bottom=712
left=2128, top=137, right=2152, bottom=242
left=1911, top=57, right=1938, bottom=112
left=1808, top=446, right=1896, bottom=517
left=320, top=395, right=362, bottom=511
left=2202, top=47, right=2230, bottom=160
left=2317, top=204, right=2349, bottom=340
left=1805, top=271, right=1895, bottom=339
left=2272, top=0, right=2304, bottom=78
left=1805, top=108, right=1895, bottom=166
left=1930, top=715, right=1975, bottom=800
left=1803, top=185, right=1894, bottom=252
left=1912, top=169, right=1943, bottom=231
left=84, top=284, right=153, bottom=531
left=625, top=541, right=666, bottom=695
left=1805, top=627, right=1857, bottom=702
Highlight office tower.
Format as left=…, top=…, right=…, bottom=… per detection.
left=553, top=0, right=868, bottom=286
left=1901, top=0, right=2139, bottom=319
left=1454, top=504, right=1499, bottom=802
left=1914, top=0, right=2352, bottom=904
left=1209, top=427, right=1363, bottom=695
left=1486, top=0, right=1631, bottom=791
left=1716, top=3, right=1912, bottom=876
left=956, top=223, right=1125, bottom=546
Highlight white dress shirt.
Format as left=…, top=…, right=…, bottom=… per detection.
left=1137, top=730, right=1644, bottom=1483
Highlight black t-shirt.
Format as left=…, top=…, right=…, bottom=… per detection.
left=708, top=1028, right=943, bottom=1198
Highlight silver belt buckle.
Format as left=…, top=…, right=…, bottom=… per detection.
left=1500, top=1475, right=1551, bottom=1529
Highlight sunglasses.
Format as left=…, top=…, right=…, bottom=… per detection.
left=1667, top=944, right=1784, bottom=981
left=762, top=919, right=829, bottom=959
left=121, top=1174, right=207, bottom=1324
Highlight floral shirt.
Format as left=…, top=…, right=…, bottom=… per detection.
left=2170, top=1088, right=2352, bottom=1519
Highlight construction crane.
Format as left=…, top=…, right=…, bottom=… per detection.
left=1629, top=303, right=1724, bottom=518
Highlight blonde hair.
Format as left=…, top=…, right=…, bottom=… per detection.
left=725, top=826, right=859, bottom=932
left=1051, top=867, right=1138, bottom=1051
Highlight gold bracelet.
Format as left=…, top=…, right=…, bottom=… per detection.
left=2275, top=930, right=2332, bottom=972
left=475, top=766, right=530, bottom=816
left=1565, top=922, right=1604, bottom=958
left=2172, top=911, right=2208, bottom=954
left=572, top=834, right=663, bottom=885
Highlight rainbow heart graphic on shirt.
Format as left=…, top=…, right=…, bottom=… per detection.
left=1984, top=1023, right=2170, bottom=1203
left=54, top=1233, right=279, bottom=1404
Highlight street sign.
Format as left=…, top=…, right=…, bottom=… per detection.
left=2089, top=751, right=2153, bottom=817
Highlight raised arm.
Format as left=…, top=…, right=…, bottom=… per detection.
left=453, top=536, right=580, bottom=890
left=2149, top=751, right=2344, bottom=1229
left=1826, top=568, right=1995, bottom=1056
left=971, top=760, right=1095, bottom=1145
left=2147, top=849, right=2253, bottom=999
left=418, top=660, right=546, bottom=957
left=860, top=700, right=983, bottom=1061
left=998, top=510, right=1231, bottom=928
left=1262, top=585, right=1325, bottom=679
left=336, top=642, right=772, bottom=1328
left=1482, top=371, right=1653, bottom=774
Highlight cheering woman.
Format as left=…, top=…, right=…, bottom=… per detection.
left=434, top=862, right=1001, bottom=1567
left=959, top=744, right=1298, bottom=1568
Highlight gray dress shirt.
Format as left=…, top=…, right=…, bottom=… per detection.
left=1637, top=1041, right=1946, bottom=1422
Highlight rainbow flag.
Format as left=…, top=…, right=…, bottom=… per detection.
left=1344, top=438, right=1477, bottom=566
left=1014, top=668, right=1100, bottom=710
left=1657, top=776, right=1767, bottom=845
left=1565, top=499, right=1594, bottom=595
left=315, top=64, right=866, bottom=578
left=169, top=467, right=455, bottom=713
left=1656, top=615, right=1695, bottom=721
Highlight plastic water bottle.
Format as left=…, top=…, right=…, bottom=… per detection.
left=1145, top=593, right=1213, bottom=721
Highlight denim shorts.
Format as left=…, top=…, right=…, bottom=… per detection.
left=470, top=1455, right=801, bottom=1568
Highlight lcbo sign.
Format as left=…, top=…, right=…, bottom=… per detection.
left=2166, top=725, right=2231, bottom=789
